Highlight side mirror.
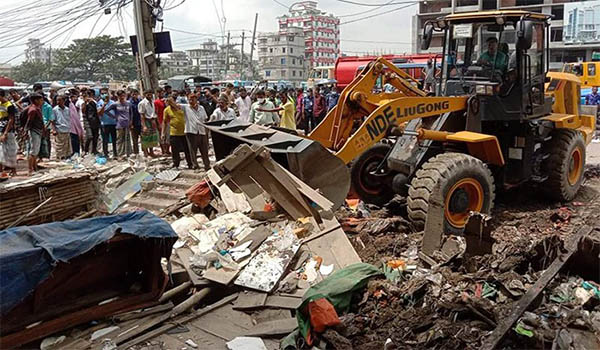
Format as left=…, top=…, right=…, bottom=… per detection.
left=421, top=24, right=434, bottom=51
left=516, top=20, right=533, bottom=50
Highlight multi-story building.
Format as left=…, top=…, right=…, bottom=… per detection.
left=257, top=27, right=307, bottom=86
left=0, top=64, right=12, bottom=79
left=186, top=40, right=255, bottom=80
left=187, top=40, right=223, bottom=79
left=412, top=0, right=600, bottom=69
left=25, top=39, right=51, bottom=63
left=160, top=51, right=193, bottom=76
left=277, top=1, right=340, bottom=70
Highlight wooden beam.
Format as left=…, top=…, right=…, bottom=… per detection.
left=482, top=225, right=593, bottom=350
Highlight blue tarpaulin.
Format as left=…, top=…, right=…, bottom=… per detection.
left=0, top=210, right=177, bottom=316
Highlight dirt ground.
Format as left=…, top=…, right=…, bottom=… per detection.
left=334, top=151, right=600, bottom=349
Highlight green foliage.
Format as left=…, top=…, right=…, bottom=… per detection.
left=11, top=60, right=53, bottom=84
left=11, top=35, right=137, bottom=83
left=51, top=35, right=136, bottom=82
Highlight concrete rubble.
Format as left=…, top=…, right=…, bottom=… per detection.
left=1, top=147, right=600, bottom=350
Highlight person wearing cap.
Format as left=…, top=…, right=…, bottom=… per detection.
left=210, top=94, right=236, bottom=121
left=477, top=37, right=508, bottom=73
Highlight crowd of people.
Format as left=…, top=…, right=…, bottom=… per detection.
left=0, top=82, right=340, bottom=177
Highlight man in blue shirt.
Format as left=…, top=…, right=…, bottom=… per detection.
left=326, top=86, right=339, bottom=111
left=97, top=93, right=117, bottom=158
left=129, top=89, right=142, bottom=155
left=585, top=86, right=600, bottom=106
left=301, top=89, right=314, bottom=133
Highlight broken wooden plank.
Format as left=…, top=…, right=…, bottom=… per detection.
left=189, top=304, right=254, bottom=341
left=237, top=225, right=271, bottom=252
left=244, top=318, right=298, bottom=336
left=482, top=225, right=593, bottom=350
left=264, top=295, right=302, bottom=309
left=158, top=282, right=192, bottom=303
left=175, top=248, right=211, bottom=287
left=233, top=292, right=268, bottom=310
left=117, top=293, right=238, bottom=350
left=113, top=302, right=175, bottom=322
left=112, top=288, right=212, bottom=348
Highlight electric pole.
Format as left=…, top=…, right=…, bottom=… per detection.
left=240, top=31, right=245, bottom=79
left=249, top=13, right=258, bottom=79
left=133, top=0, right=159, bottom=92
left=225, top=31, right=231, bottom=78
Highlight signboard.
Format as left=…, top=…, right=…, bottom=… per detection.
left=453, top=24, right=473, bottom=39
left=130, top=31, right=173, bottom=55
left=564, top=0, right=600, bottom=44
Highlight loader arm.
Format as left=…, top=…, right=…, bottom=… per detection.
left=335, top=96, right=469, bottom=164
left=309, top=57, right=428, bottom=151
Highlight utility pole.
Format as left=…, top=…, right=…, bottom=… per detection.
left=240, top=31, right=245, bottom=79
left=225, top=31, right=231, bottom=78
left=249, top=13, right=258, bottom=79
left=133, top=0, right=159, bottom=92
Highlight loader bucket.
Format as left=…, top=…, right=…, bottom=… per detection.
left=205, top=119, right=350, bottom=210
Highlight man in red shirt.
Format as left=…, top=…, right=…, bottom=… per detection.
left=154, top=88, right=170, bottom=155
left=312, top=88, right=327, bottom=128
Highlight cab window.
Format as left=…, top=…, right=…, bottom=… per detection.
left=588, top=63, right=596, bottom=77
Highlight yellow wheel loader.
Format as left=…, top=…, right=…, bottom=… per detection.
left=205, top=10, right=595, bottom=234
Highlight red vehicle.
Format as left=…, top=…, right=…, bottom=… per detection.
left=334, top=54, right=438, bottom=90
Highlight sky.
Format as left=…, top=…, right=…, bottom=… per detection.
left=0, top=0, right=418, bottom=65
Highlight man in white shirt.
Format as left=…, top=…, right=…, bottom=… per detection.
left=52, top=95, right=72, bottom=159
left=137, top=90, right=159, bottom=157
left=234, top=88, right=252, bottom=122
left=249, top=90, right=279, bottom=126
left=180, top=93, right=210, bottom=170
left=211, top=94, right=236, bottom=121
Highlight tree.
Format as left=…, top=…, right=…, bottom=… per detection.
left=50, top=35, right=137, bottom=82
left=11, top=60, right=54, bottom=84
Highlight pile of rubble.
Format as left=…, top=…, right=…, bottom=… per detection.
left=2, top=149, right=600, bottom=350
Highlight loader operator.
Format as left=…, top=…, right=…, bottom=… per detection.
left=477, top=37, right=508, bottom=73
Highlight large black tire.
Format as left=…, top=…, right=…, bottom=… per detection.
left=351, top=143, right=394, bottom=206
left=542, top=129, right=586, bottom=201
left=407, top=153, right=495, bottom=234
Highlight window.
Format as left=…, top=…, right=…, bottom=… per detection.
left=265, top=70, right=271, bottom=77
left=551, top=6, right=563, bottom=20
left=288, top=36, right=294, bottom=41
left=292, top=58, right=296, bottom=65
left=281, top=70, right=286, bottom=77
left=283, top=47, right=286, bottom=53
left=588, top=63, right=596, bottom=77
left=290, top=47, right=294, bottom=53
left=551, top=28, right=563, bottom=42
left=281, top=58, right=286, bottom=65
left=269, top=48, right=273, bottom=53
left=299, top=71, right=303, bottom=77
left=274, top=36, right=280, bottom=42
left=292, top=70, right=296, bottom=77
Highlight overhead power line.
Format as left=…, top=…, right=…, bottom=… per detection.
left=340, top=3, right=418, bottom=25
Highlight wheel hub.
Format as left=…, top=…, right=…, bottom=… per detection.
left=444, top=178, right=485, bottom=228
left=568, top=147, right=583, bottom=186
left=448, top=188, right=469, bottom=213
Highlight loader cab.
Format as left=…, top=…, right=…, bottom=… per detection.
left=422, top=11, right=552, bottom=122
